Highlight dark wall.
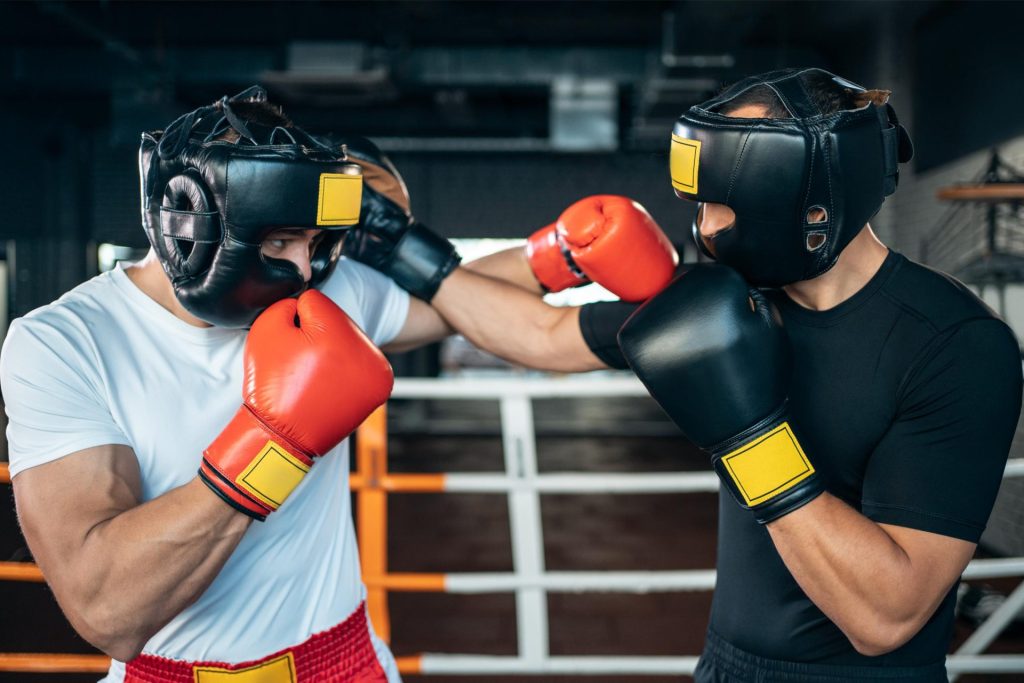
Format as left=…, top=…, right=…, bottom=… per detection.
left=367, top=151, right=694, bottom=243
left=0, top=111, right=94, bottom=317
left=912, top=2, right=1024, bottom=171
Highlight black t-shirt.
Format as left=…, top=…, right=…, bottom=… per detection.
left=711, top=251, right=1022, bottom=665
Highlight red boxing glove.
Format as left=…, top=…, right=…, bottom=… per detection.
left=525, top=195, right=679, bottom=302
left=525, top=220, right=588, bottom=293
left=200, top=290, right=394, bottom=520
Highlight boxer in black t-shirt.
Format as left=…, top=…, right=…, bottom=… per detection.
left=592, top=68, right=1022, bottom=681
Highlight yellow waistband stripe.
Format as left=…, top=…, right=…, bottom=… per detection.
left=193, top=652, right=296, bottom=682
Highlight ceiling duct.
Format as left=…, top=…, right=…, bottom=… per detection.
left=550, top=77, right=617, bottom=152
left=261, top=42, right=396, bottom=106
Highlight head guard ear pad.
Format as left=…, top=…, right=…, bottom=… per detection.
left=159, top=170, right=221, bottom=279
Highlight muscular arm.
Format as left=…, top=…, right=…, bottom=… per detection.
left=767, top=493, right=974, bottom=656
left=432, top=268, right=604, bottom=371
left=381, top=246, right=543, bottom=352
left=13, top=445, right=250, bottom=661
left=382, top=247, right=608, bottom=372
left=772, top=321, right=1022, bottom=656
left=462, top=245, right=543, bottom=294
left=384, top=265, right=605, bottom=372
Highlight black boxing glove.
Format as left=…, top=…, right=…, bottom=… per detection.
left=332, top=136, right=461, bottom=301
left=618, top=264, right=823, bottom=524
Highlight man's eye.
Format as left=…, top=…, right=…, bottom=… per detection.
left=266, top=238, right=286, bottom=250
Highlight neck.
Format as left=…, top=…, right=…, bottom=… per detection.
left=782, top=225, right=889, bottom=311
left=124, top=251, right=212, bottom=328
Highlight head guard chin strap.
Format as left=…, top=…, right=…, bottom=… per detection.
left=139, top=85, right=364, bottom=328
left=670, top=68, right=914, bottom=287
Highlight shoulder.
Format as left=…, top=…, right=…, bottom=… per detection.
left=17, top=271, right=122, bottom=329
left=1, top=273, right=123, bottom=378
left=316, top=258, right=409, bottom=343
left=881, top=257, right=1020, bottom=402
left=883, top=254, right=1002, bottom=334
left=320, top=257, right=396, bottom=295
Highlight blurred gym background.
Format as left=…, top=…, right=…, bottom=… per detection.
left=1, top=1, right=1023, bottom=681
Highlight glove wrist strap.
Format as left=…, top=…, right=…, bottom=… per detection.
left=200, top=407, right=315, bottom=520
left=708, top=406, right=823, bottom=524
left=525, top=224, right=589, bottom=292
left=389, top=223, right=462, bottom=301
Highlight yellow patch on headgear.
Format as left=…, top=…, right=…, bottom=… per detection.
left=670, top=135, right=701, bottom=194
left=317, top=171, right=363, bottom=226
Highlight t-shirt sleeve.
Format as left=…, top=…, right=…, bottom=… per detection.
left=318, top=257, right=411, bottom=347
left=861, top=318, right=1023, bottom=542
left=1, top=318, right=130, bottom=477
left=578, top=301, right=641, bottom=370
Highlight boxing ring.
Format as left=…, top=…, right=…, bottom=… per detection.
left=2, top=375, right=1024, bottom=678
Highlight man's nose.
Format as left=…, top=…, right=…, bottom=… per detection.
left=284, top=243, right=314, bottom=282
left=698, top=203, right=737, bottom=238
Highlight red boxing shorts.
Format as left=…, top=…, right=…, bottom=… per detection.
left=124, top=603, right=387, bottom=683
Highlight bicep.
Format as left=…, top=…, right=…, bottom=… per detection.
left=14, top=444, right=141, bottom=584
left=863, top=320, right=1022, bottom=542
left=881, top=523, right=975, bottom=613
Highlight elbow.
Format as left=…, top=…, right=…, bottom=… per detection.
left=72, top=603, right=149, bottom=663
left=845, top=616, right=924, bottom=657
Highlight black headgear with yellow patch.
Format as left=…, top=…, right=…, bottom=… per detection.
left=139, top=86, right=363, bottom=327
left=670, top=68, right=913, bottom=287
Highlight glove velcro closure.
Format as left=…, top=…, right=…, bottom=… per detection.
left=201, top=407, right=314, bottom=520
left=525, top=225, right=589, bottom=293
left=709, top=416, right=824, bottom=524
left=390, top=223, right=462, bottom=301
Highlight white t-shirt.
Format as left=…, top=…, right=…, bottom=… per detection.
left=0, top=258, right=410, bottom=682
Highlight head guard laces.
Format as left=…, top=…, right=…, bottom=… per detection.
left=670, top=68, right=913, bottom=287
left=139, top=85, right=364, bottom=327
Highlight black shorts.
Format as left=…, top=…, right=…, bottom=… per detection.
left=694, top=630, right=948, bottom=683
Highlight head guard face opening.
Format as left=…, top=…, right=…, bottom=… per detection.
left=670, top=68, right=913, bottom=287
left=139, top=85, right=364, bottom=327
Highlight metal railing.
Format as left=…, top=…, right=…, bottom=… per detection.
left=1, top=375, right=1022, bottom=678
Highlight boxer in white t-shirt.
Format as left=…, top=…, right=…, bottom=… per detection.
left=1, top=88, right=678, bottom=682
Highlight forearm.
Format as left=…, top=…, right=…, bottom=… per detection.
left=55, top=478, right=249, bottom=659
left=431, top=268, right=603, bottom=372
left=767, top=493, right=948, bottom=654
left=462, top=246, right=545, bottom=294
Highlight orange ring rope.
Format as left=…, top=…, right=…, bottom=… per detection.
left=349, top=472, right=446, bottom=492
left=937, top=184, right=1024, bottom=201
left=394, top=655, right=423, bottom=674
left=0, top=653, right=425, bottom=676
left=1, top=461, right=9, bottom=484
left=364, top=573, right=446, bottom=591
left=0, top=653, right=111, bottom=673
left=0, top=561, right=44, bottom=582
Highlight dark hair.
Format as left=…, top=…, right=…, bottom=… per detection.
left=215, top=99, right=293, bottom=142
left=717, top=70, right=884, bottom=119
